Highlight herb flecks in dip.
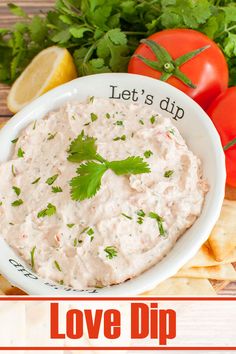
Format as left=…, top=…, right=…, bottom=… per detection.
left=0, top=98, right=208, bottom=289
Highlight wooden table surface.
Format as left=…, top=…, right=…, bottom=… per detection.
left=0, top=0, right=235, bottom=296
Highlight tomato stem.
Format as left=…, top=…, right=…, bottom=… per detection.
left=224, top=137, right=236, bottom=151
left=136, top=39, right=210, bottom=88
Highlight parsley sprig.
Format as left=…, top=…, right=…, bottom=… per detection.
left=2, top=1, right=236, bottom=87
left=68, top=132, right=150, bottom=201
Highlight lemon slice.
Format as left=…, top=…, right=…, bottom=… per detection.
left=7, top=46, right=77, bottom=113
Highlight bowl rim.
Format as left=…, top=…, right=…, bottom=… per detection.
left=0, top=73, right=226, bottom=296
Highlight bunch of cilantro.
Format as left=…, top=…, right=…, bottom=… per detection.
left=1, top=0, right=236, bottom=86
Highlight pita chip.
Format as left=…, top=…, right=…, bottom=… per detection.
left=183, top=243, right=236, bottom=268
left=208, top=199, right=236, bottom=261
left=142, top=277, right=216, bottom=296
left=175, top=263, right=236, bottom=281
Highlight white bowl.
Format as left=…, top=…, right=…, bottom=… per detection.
left=0, top=73, right=225, bottom=296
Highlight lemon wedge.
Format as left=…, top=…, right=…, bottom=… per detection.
left=7, top=46, right=77, bottom=113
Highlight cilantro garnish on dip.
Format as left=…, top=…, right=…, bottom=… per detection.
left=0, top=97, right=208, bottom=289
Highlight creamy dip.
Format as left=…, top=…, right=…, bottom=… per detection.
left=0, top=97, right=208, bottom=289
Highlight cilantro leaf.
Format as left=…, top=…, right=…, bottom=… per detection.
left=12, top=199, right=23, bottom=207
left=144, top=150, right=153, bottom=158
left=37, top=203, right=57, bottom=218
left=17, top=147, right=24, bottom=158
left=46, top=174, right=59, bottom=185
left=108, top=156, right=150, bottom=175
left=11, top=137, right=19, bottom=144
left=70, top=161, right=108, bottom=201
left=67, top=132, right=103, bottom=163
left=104, top=246, right=118, bottom=259
left=52, top=186, right=63, bottom=193
left=164, top=170, right=174, bottom=178
left=12, top=186, right=21, bottom=196
left=161, top=0, right=212, bottom=29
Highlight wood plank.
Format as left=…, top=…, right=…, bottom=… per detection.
left=0, top=0, right=55, bottom=25
left=0, top=84, right=11, bottom=117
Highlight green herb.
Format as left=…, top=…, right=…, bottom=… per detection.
left=224, top=137, right=236, bottom=151
left=113, top=135, right=126, bottom=141
left=137, top=209, right=145, bottom=224
left=73, top=238, right=78, bottom=247
left=89, top=96, right=94, bottom=103
left=90, top=112, right=98, bottom=122
left=37, top=203, right=56, bottom=218
left=59, top=280, right=64, bottom=285
left=12, top=186, right=21, bottom=196
left=144, top=150, right=153, bottom=158
left=11, top=165, right=16, bottom=177
left=150, top=116, right=156, bottom=124
left=87, top=228, right=94, bottom=241
left=52, top=186, right=63, bottom=193
left=67, top=223, right=75, bottom=228
left=9, top=222, right=14, bottom=226
left=149, top=212, right=166, bottom=237
left=0, top=201, right=2, bottom=206
left=121, top=213, right=132, bottom=220
left=87, top=228, right=94, bottom=236
left=139, top=119, right=144, bottom=125
left=70, top=162, right=107, bottom=201
left=54, top=260, right=62, bottom=272
left=47, top=132, right=57, bottom=140
left=104, top=246, right=118, bottom=260
left=137, top=209, right=145, bottom=217
left=11, top=137, right=18, bottom=144
left=32, top=177, right=41, bottom=184
left=17, top=147, right=24, bottom=158
left=80, top=226, right=89, bottom=234
left=1, top=1, right=236, bottom=86
left=12, top=199, right=23, bottom=207
left=68, top=133, right=150, bottom=201
left=168, top=128, right=175, bottom=135
left=45, top=174, right=59, bottom=185
left=30, top=246, right=36, bottom=270
left=137, top=217, right=144, bottom=224
left=33, top=121, right=37, bottom=130
left=105, top=113, right=110, bottom=119
left=67, top=131, right=103, bottom=163
left=164, top=170, right=174, bottom=178
left=115, top=120, right=123, bottom=126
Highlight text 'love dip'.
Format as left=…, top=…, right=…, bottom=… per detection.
left=0, top=97, right=208, bottom=289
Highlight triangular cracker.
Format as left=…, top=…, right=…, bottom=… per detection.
left=208, top=199, right=236, bottom=261
left=183, top=243, right=236, bottom=268
left=175, top=263, right=236, bottom=281
left=142, top=277, right=216, bottom=296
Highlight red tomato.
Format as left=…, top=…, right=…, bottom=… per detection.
left=207, top=87, right=236, bottom=188
left=128, top=29, right=228, bottom=110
